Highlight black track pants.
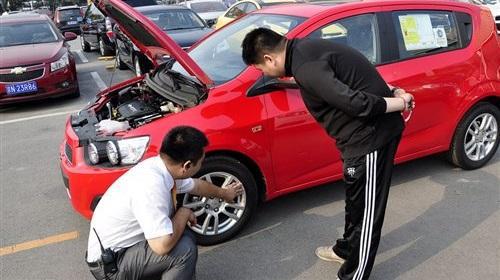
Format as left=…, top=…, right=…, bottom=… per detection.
left=333, top=136, right=401, bottom=280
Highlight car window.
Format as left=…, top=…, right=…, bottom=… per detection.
left=0, top=21, right=59, bottom=47
left=59, top=9, right=81, bottom=20
left=392, top=11, right=460, bottom=59
left=172, top=14, right=305, bottom=84
left=307, top=14, right=380, bottom=64
left=190, top=1, right=227, bottom=13
left=245, top=3, right=258, bottom=13
left=144, top=9, right=206, bottom=30
left=226, top=3, right=246, bottom=18
left=124, top=0, right=158, bottom=7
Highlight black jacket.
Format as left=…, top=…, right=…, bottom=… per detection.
left=284, top=38, right=404, bottom=158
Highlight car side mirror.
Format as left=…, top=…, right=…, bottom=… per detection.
left=64, top=32, right=78, bottom=41
left=246, top=75, right=298, bottom=97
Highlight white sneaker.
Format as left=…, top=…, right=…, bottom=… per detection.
left=315, top=246, right=345, bottom=264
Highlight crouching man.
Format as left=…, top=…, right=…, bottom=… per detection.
left=85, top=126, right=244, bottom=280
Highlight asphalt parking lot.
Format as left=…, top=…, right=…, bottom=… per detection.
left=0, top=39, right=499, bottom=280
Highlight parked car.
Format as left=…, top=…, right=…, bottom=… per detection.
left=0, top=14, right=79, bottom=105
left=80, top=0, right=158, bottom=56
left=215, top=0, right=303, bottom=29
left=115, top=4, right=212, bottom=76
left=35, top=6, right=53, bottom=19
left=60, top=0, right=500, bottom=245
left=181, top=0, right=227, bottom=26
left=54, top=5, right=83, bottom=34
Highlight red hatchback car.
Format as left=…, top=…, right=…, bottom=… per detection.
left=0, top=14, right=80, bottom=105
left=60, top=0, right=500, bottom=245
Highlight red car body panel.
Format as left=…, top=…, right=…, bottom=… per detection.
left=60, top=0, right=500, bottom=219
left=0, top=15, right=78, bottom=105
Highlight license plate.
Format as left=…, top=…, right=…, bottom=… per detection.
left=68, top=21, right=78, bottom=25
left=6, top=81, right=38, bottom=95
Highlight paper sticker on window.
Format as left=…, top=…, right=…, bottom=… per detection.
left=399, top=14, right=439, bottom=51
left=433, top=26, right=448, bottom=47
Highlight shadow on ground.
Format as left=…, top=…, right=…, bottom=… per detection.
left=197, top=153, right=499, bottom=280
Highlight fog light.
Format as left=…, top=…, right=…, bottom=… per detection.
left=106, top=141, right=120, bottom=165
left=88, top=143, right=107, bottom=165
left=61, top=81, right=70, bottom=88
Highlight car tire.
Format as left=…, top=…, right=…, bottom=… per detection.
left=448, top=102, right=500, bottom=170
left=182, top=156, right=258, bottom=246
left=81, top=35, right=91, bottom=52
left=116, top=49, right=128, bottom=70
left=133, top=55, right=143, bottom=77
left=69, top=86, right=81, bottom=98
left=98, top=37, right=113, bottom=56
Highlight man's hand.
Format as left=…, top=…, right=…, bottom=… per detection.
left=394, top=90, right=415, bottom=112
left=176, top=207, right=196, bottom=225
left=222, top=182, right=244, bottom=202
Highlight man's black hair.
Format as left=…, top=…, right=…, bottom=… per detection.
left=242, top=28, right=286, bottom=65
left=160, top=126, right=208, bottom=164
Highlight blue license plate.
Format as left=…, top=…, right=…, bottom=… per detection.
left=6, top=81, right=38, bottom=96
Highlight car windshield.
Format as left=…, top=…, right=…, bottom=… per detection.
left=172, top=14, right=305, bottom=84
left=0, top=21, right=59, bottom=47
left=59, top=8, right=81, bottom=20
left=144, top=9, right=206, bottom=30
left=190, top=1, right=227, bottom=13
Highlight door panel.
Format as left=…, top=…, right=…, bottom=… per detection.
left=265, top=88, right=340, bottom=191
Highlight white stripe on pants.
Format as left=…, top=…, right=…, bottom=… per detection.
left=353, top=151, right=377, bottom=280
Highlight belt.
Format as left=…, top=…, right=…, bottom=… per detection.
left=87, top=259, right=102, bottom=268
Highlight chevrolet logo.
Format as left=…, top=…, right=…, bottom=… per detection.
left=10, top=67, right=27, bottom=75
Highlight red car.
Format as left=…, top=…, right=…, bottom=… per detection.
left=0, top=14, right=79, bottom=105
left=60, top=0, right=500, bottom=245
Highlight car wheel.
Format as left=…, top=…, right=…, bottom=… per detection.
left=80, top=35, right=90, bottom=52
left=99, top=37, right=113, bottom=56
left=182, top=156, right=258, bottom=246
left=116, top=49, right=128, bottom=70
left=448, top=102, right=500, bottom=170
left=133, top=55, right=143, bottom=77
left=69, top=86, right=80, bottom=98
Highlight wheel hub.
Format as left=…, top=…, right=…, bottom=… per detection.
left=207, top=198, right=222, bottom=210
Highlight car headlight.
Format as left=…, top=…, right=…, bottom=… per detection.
left=50, top=52, right=69, bottom=72
left=106, top=136, right=149, bottom=165
left=88, top=142, right=107, bottom=165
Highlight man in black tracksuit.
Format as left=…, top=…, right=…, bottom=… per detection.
left=242, top=28, right=415, bottom=280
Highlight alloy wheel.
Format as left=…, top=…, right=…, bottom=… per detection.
left=464, top=112, right=498, bottom=161
left=182, top=172, right=246, bottom=236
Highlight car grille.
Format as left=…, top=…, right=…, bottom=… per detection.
left=65, top=143, right=73, bottom=164
left=0, top=69, right=44, bottom=83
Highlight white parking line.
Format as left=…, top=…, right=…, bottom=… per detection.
left=0, top=110, right=77, bottom=125
left=74, top=50, right=88, bottom=63
left=90, top=71, right=108, bottom=91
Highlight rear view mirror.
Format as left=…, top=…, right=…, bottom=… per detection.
left=246, top=75, right=298, bottom=97
left=64, top=32, right=78, bottom=41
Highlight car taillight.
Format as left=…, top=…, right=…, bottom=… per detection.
left=106, top=31, right=115, bottom=41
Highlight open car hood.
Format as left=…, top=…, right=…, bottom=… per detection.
left=94, top=0, right=213, bottom=86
